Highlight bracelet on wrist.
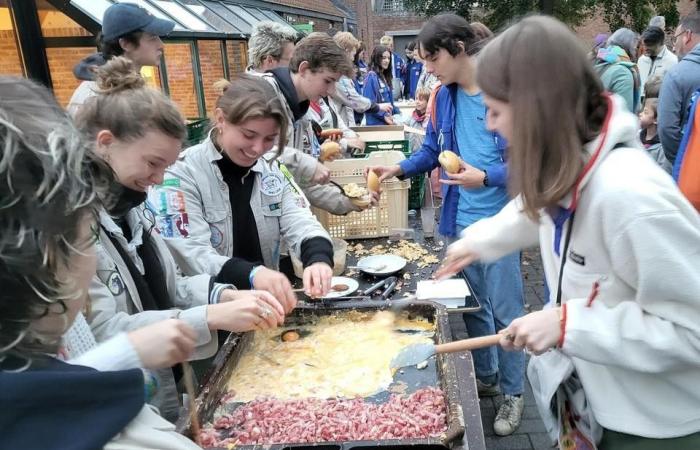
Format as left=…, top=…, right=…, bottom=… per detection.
left=248, top=265, right=263, bottom=288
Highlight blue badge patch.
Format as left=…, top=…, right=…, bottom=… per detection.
left=107, top=272, right=125, bottom=296
left=260, top=173, right=284, bottom=196
left=209, top=224, right=224, bottom=248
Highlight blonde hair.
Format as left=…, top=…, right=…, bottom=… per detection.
left=477, top=16, right=607, bottom=219
left=76, top=57, right=186, bottom=143
left=644, top=75, right=663, bottom=99
left=214, top=75, right=289, bottom=155
left=415, top=87, right=431, bottom=101
left=379, top=35, right=393, bottom=46
left=248, top=21, right=298, bottom=69
left=334, top=32, right=360, bottom=53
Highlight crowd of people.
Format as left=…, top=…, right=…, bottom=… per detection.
left=1, top=2, right=699, bottom=450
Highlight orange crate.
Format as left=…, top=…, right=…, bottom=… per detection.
left=312, top=151, right=410, bottom=240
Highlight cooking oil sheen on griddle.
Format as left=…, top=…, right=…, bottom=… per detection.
left=227, top=311, right=435, bottom=402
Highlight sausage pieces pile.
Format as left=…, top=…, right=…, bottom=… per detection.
left=199, top=387, right=447, bottom=447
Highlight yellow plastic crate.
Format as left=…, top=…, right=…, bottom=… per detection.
left=312, top=151, right=410, bottom=240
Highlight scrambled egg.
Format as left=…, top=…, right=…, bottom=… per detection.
left=227, top=311, right=434, bottom=402
left=348, top=241, right=441, bottom=268
left=342, top=183, right=368, bottom=198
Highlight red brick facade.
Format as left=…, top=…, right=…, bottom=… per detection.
left=226, top=39, right=248, bottom=75
left=45, top=46, right=94, bottom=108
left=351, top=0, right=425, bottom=50
left=197, top=39, right=226, bottom=113
left=0, top=30, right=24, bottom=77
left=163, top=42, right=200, bottom=119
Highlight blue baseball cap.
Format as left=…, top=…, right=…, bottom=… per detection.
left=102, top=3, right=175, bottom=42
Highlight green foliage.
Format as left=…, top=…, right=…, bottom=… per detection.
left=596, top=0, right=679, bottom=31
left=401, top=0, right=681, bottom=33
left=401, top=0, right=473, bottom=20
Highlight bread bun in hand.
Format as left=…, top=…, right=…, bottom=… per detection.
left=438, top=151, right=461, bottom=174
left=320, top=141, right=342, bottom=162
left=367, top=170, right=380, bottom=193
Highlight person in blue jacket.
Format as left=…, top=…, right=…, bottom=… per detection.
left=363, top=45, right=401, bottom=125
left=369, top=14, right=526, bottom=436
left=353, top=42, right=368, bottom=93
left=403, top=41, right=423, bottom=99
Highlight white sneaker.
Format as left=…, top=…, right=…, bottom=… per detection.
left=493, top=395, right=524, bottom=436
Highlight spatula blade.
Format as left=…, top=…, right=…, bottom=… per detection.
left=390, top=342, right=436, bottom=369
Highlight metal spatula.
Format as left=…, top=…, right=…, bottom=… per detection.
left=390, top=334, right=502, bottom=369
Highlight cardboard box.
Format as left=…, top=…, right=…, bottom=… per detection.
left=350, top=125, right=405, bottom=142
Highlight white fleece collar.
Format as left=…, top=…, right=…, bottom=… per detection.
left=557, top=94, right=640, bottom=211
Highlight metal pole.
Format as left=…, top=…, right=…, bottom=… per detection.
left=9, top=0, right=52, bottom=87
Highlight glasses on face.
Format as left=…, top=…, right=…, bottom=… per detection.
left=673, top=29, right=688, bottom=44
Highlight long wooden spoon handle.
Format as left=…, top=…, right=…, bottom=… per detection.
left=434, top=334, right=502, bottom=354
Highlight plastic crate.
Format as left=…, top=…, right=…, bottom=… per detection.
left=351, top=140, right=410, bottom=158
left=409, top=173, right=426, bottom=210
left=351, top=140, right=424, bottom=210
left=311, top=150, right=410, bottom=240
left=185, top=118, right=210, bottom=147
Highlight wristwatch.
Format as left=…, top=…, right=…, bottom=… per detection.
left=482, top=169, right=489, bottom=187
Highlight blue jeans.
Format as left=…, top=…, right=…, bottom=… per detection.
left=447, top=229, right=525, bottom=396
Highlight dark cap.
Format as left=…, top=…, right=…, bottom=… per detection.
left=102, top=3, right=175, bottom=42
left=642, top=26, right=665, bottom=45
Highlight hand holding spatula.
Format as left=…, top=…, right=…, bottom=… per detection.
left=390, top=334, right=502, bottom=369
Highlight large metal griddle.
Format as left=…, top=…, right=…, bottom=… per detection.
left=177, top=301, right=469, bottom=450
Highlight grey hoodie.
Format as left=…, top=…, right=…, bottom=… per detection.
left=73, top=52, right=106, bottom=81
left=658, top=43, right=700, bottom=164
left=67, top=53, right=107, bottom=117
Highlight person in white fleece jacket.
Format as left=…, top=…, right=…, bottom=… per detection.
left=437, top=16, right=700, bottom=449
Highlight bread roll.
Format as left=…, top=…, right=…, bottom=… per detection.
left=320, top=141, right=342, bottom=162
left=438, top=151, right=461, bottom=174
left=367, top=170, right=380, bottom=193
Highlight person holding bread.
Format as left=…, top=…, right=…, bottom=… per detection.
left=306, top=96, right=366, bottom=157
left=368, top=15, right=527, bottom=436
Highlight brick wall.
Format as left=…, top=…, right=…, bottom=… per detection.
left=46, top=46, right=94, bottom=107
left=226, top=40, right=248, bottom=74
left=346, top=0, right=425, bottom=52
left=163, top=42, right=200, bottom=119
left=40, top=26, right=91, bottom=38
left=36, top=9, right=92, bottom=37
left=367, top=15, right=425, bottom=47
left=197, top=39, right=225, bottom=113
left=0, top=30, right=23, bottom=76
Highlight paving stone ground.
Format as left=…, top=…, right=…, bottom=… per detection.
left=448, top=248, right=552, bottom=450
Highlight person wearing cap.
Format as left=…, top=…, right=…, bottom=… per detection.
left=67, top=2, right=175, bottom=117
left=637, top=26, right=678, bottom=103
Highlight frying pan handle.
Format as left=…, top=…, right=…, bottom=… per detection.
left=434, top=334, right=502, bottom=354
